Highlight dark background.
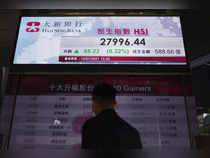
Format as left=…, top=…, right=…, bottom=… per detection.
left=0, top=0, right=200, bottom=9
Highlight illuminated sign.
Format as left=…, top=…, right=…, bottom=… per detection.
left=13, top=16, right=187, bottom=65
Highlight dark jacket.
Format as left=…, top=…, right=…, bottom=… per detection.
left=81, top=109, right=142, bottom=149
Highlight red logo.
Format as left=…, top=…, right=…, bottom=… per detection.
left=26, top=22, right=40, bottom=32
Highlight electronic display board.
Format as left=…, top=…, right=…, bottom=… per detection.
left=5, top=76, right=191, bottom=150
left=13, top=16, right=187, bottom=65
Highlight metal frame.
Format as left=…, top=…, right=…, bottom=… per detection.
left=1, top=67, right=10, bottom=97
left=0, top=66, right=10, bottom=151
left=191, top=53, right=210, bottom=69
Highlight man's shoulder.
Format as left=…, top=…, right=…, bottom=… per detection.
left=82, top=116, right=99, bottom=130
left=118, top=117, right=140, bottom=135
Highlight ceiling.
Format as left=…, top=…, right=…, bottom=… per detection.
left=0, top=0, right=200, bottom=9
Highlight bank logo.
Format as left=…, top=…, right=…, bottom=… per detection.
left=26, top=22, right=40, bottom=32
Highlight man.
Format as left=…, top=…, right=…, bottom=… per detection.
left=81, top=83, right=142, bottom=149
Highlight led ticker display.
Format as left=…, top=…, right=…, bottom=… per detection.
left=6, top=76, right=191, bottom=150
left=13, top=16, right=187, bottom=65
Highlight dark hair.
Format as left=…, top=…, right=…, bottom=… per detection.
left=92, top=83, right=116, bottom=106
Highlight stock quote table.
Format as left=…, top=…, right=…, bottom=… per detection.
left=0, top=76, right=192, bottom=150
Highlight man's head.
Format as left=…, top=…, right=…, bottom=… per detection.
left=92, top=83, right=117, bottom=115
